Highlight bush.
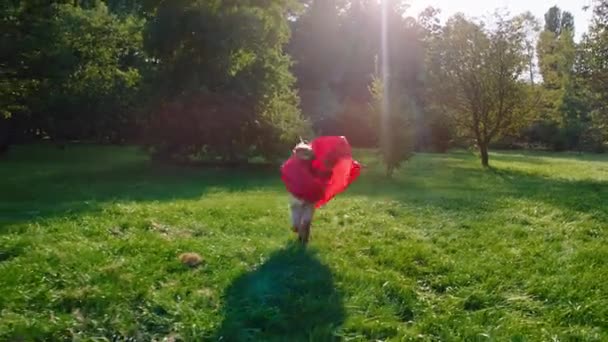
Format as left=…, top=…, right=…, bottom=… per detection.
left=144, top=91, right=308, bottom=163
left=521, top=120, right=560, bottom=150
left=490, top=135, right=524, bottom=150
left=520, top=119, right=605, bottom=152
left=579, top=126, right=606, bottom=153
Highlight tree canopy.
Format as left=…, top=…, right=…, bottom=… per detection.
left=1, top=0, right=607, bottom=165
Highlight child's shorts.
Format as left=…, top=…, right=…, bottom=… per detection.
left=289, top=195, right=315, bottom=227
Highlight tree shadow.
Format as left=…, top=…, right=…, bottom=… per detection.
left=212, top=242, right=344, bottom=341
left=487, top=166, right=608, bottom=223
left=488, top=152, right=551, bottom=165
left=0, top=145, right=281, bottom=227
left=346, top=151, right=608, bottom=224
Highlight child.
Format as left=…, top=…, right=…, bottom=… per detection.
left=281, top=136, right=361, bottom=245
left=287, top=141, right=331, bottom=244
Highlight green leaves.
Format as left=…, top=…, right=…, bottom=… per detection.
left=429, top=13, right=529, bottom=166
left=0, top=1, right=146, bottom=142
left=142, top=0, right=307, bottom=162
left=369, top=74, right=415, bottom=177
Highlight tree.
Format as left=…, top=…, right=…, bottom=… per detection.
left=289, top=0, right=344, bottom=91
left=0, top=1, right=40, bottom=152
left=288, top=0, right=421, bottom=148
left=0, top=1, right=146, bottom=145
left=561, top=11, right=575, bottom=33
left=534, top=6, right=597, bottom=151
left=544, top=6, right=562, bottom=33
left=430, top=13, right=529, bottom=166
left=514, top=12, right=541, bottom=84
left=369, top=74, right=414, bottom=177
left=288, top=0, right=344, bottom=136
left=143, top=0, right=309, bottom=162
left=42, top=3, right=145, bottom=143
left=416, top=7, right=454, bottom=152
left=537, top=6, right=577, bottom=126
left=581, top=0, right=608, bottom=147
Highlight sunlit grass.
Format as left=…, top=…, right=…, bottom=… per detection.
left=1, top=145, right=607, bottom=340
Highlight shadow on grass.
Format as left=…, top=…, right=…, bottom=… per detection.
left=0, top=145, right=282, bottom=226
left=347, top=151, right=608, bottom=224
left=488, top=167, right=608, bottom=222
left=213, top=242, right=344, bottom=341
left=3, top=146, right=607, bottom=227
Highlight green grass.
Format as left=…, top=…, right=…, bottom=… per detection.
left=1, top=145, right=607, bottom=341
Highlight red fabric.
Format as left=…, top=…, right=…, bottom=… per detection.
left=280, top=157, right=328, bottom=203
left=280, top=136, right=361, bottom=208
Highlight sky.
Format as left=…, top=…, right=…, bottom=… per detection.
left=408, top=0, right=594, bottom=41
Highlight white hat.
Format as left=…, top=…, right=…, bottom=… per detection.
left=293, top=142, right=315, bottom=160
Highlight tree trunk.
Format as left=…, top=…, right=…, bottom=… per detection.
left=385, top=165, right=394, bottom=178
left=528, top=52, right=535, bottom=85
left=479, top=142, right=489, bottom=167
left=0, top=118, right=11, bottom=157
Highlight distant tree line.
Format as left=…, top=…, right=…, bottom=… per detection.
left=1, top=0, right=607, bottom=168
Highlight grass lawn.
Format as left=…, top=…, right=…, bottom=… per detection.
left=1, top=145, right=607, bottom=341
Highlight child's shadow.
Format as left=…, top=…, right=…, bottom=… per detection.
left=213, top=242, right=344, bottom=341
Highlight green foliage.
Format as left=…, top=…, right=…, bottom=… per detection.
left=1, top=1, right=145, bottom=143
left=429, top=13, right=529, bottom=166
left=3, top=0, right=608, bottom=159
left=544, top=6, right=562, bottom=34
left=143, top=0, right=308, bottom=162
left=537, top=6, right=577, bottom=129
left=543, top=6, right=574, bottom=34
left=416, top=7, right=455, bottom=153
left=288, top=0, right=426, bottom=149
left=529, top=4, right=607, bottom=152
left=0, top=0, right=29, bottom=121
left=582, top=0, right=608, bottom=143
left=289, top=0, right=344, bottom=90
left=43, top=3, right=145, bottom=142
left=513, top=12, right=541, bottom=84
left=1, top=145, right=608, bottom=340
left=369, top=75, right=414, bottom=177
left=298, top=83, right=343, bottom=135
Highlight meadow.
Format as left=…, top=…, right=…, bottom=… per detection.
left=0, top=145, right=607, bottom=341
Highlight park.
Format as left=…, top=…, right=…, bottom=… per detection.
left=1, top=0, right=608, bottom=341
left=1, top=145, right=607, bottom=340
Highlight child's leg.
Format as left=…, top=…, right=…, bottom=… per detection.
left=289, top=195, right=304, bottom=232
left=298, top=202, right=315, bottom=245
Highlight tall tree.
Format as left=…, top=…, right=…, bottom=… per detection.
left=144, top=0, right=308, bottom=162
left=582, top=0, right=608, bottom=145
left=544, top=6, right=562, bottom=33
left=537, top=6, right=577, bottom=128
left=290, top=0, right=344, bottom=90
left=514, top=12, right=541, bottom=84
left=289, top=0, right=344, bottom=133
left=415, top=7, right=453, bottom=152
left=42, top=3, right=145, bottom=143
left=561, top=11, right=575, bottom=33
left=0, top=1, right=146, bottom=146
left=430, top=13, right=528, bottom=166
left=369, top=73, right=414, bottom=177
left=367, top=0, right=419, bottom=175
left=538, top=7, right=576, bottom=90
left=288, top=0, right=420, bottom=147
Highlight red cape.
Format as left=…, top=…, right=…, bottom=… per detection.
left=281, top=136, right=361, bottom=208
